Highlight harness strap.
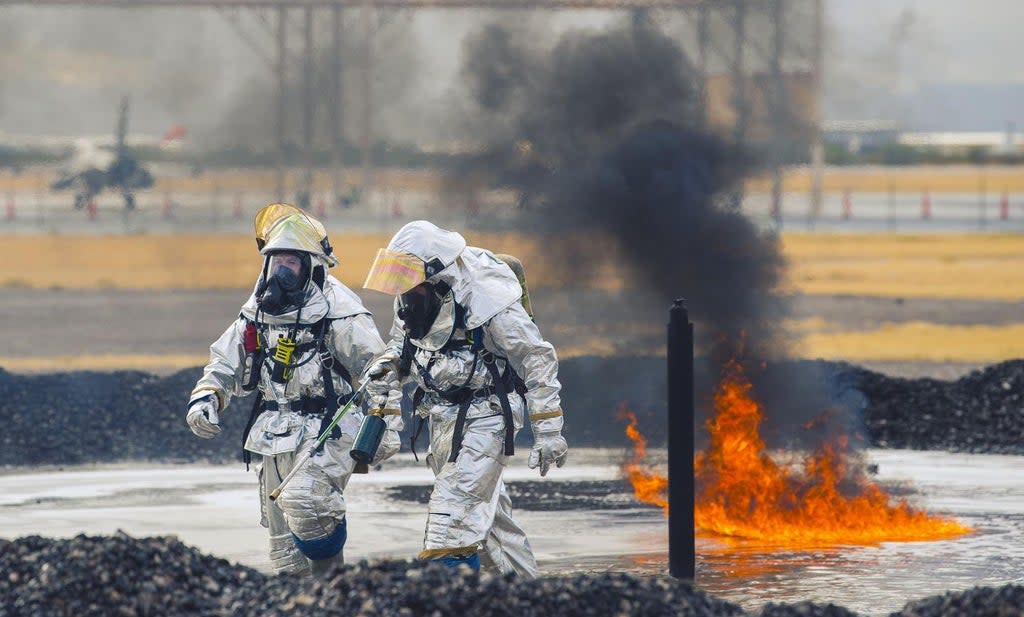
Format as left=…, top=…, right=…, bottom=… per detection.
left=241, top=392, right=264, bottom=470
left=409, top=414, right=427, bottom=462
left=482, top=352, right=515, bottom=457
left=264, top=393, right=354, bottom=414
left=241, top=316, right=356, bottom=464
left=446, top=398, right=473, bottom=463
left=315, top=317, right=345, bottom=452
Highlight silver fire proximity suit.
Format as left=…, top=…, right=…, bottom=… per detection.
left=186, top=204, right=402, bottom=576
left=362, top=220, right=568, bottom=578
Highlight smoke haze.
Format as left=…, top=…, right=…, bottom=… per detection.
left=449, top=18, right=867, bottom=448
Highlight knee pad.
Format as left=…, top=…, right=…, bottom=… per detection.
left=291, top=517, right=347, bottom=561
left=433, top=553, right=481, bottom=572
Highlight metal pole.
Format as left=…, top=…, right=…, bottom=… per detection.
left=809, top=0, right=824, bottom=222
left=770, top=0, right=785, bottom=229
left=729, top=0, right=747, bottom=212
left=696, top=3, right=709, bottom=124
left=731, top=0, right=747, bottom=149
left=360, top=0, right=373, bottom=197
left=275, top=3, right=287, bottom=202
left=301, top=4, right=314, bottom=210
left=668, top=298, right=695, bottom=580
left=887, top=182, right=895, bottom=232
left=979, top=167, right=988, bottom=231
left=331, top=1, right=344, bottom=207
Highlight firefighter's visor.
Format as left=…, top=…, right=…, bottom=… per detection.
left=363, top=248, right=426, bottom=295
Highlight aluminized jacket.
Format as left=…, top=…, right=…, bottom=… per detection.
left=191, top=275, right=401, bottom=574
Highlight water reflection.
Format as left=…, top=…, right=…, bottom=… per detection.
left=569, top=448, right=1024, bottom=616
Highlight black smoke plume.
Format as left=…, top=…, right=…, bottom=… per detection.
left=452, top=18, right=859, bottom=448
left=457, top=19, right=782, bottom=365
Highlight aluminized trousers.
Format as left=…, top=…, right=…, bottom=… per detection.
left=422, top=411, right=539, bottom=579
left=257, top=432, right=357, bottom=574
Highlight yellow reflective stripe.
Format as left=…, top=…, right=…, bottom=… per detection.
left=418, top=546, right=479, bottom=560
left=376, top=408, right=402, bottom=417
left=529, top=409, right=563, bottom=421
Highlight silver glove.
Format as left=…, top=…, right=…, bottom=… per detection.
left=362, top=356, right=396, bottom=381
left=361, top=357, right=397, bottom=409
left=186, top=396, right=221, bottom=439
left=527, top=431, right=568, bottom=477
left=372, top=429, right=402, bottom=465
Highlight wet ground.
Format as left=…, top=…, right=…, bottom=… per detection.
left=2, top=448, right=1022, bottom=616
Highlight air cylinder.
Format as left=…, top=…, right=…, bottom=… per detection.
left=350, top=414, right=387, bottom=465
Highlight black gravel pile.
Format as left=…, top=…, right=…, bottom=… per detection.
left=388, top=479, right=646, bottom=511
left=851, top=360, right=1024, bottom=454
left=0, top=533, right=259, bottom=617
left=0, top=366, right=251, bottom=465
left=758, top=602, right=862, bottom=617
left=0, top=534, right=745, bottom=617
left=893, top=584, right=1024, bottom=617
left=2, top=357, right=1024, bottom=466
left=2, top=534, right=1022, bottom=617
left=229, top=560, right=747, bottom=617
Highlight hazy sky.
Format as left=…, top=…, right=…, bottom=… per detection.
left=829, top=0, right=1024, bottom=84
left=0, top=1, right=1021, bottom=139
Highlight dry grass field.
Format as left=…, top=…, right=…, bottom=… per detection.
left=3, top=232, right=1023, bottom=300
left=781, top=234, right=1024, bottom=300
left=2, top=232, right=1022, bottom=366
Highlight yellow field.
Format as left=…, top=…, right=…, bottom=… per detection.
left=796, top=322, right=1024, bottom=363
left=781, top=233, right=1024, bottom=300
left=2, top=165, right=1023, bottom=194
left=3, top=232, right=1023, bottom=301
left=3, top=232, right=1023, bottom=366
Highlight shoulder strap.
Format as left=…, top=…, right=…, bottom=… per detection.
left=314, top=316, right=349, bottom=451
left=315, top=316, right=353, bottom=387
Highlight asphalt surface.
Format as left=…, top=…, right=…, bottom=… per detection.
left=2, top=287, right=1015, bottom=377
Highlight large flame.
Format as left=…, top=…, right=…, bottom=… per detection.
left=621, top=360, right=972, bottom=545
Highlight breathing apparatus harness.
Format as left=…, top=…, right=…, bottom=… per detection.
left=239, top=270, right=354, bottom=468
left=401, top=301, right=524, bottom=463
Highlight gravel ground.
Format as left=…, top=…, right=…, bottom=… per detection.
left=1, top=357, right=1023, bottom=466
left=1, top=534, right=1021, bottom=617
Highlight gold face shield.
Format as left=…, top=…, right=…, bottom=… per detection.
left=363, top=248, right=427, bottom=295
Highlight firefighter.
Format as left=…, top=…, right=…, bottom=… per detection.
left=361, top=220, right=568, bottom=577
left=186, top=203, right=402, bottom=576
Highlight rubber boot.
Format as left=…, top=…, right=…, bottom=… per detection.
left=309, top=550, right=344, bottom=578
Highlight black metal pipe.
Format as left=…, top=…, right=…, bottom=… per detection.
left=668, top=298, right=695, bottom=580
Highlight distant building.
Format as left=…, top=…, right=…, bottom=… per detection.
left=897, top=127, right=1022, bottom=156
left=824, top=120, right=901, bottom=153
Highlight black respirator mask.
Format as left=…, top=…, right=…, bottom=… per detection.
left=257, top=253, right=310, bottom=315
left=398, top=283, right=447, bottom=339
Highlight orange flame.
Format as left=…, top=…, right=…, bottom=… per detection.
left=618, top=407, right=668, bottom=515
left=620, top=360, right=972, bottom=545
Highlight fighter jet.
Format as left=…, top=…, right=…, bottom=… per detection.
left=51, top=96, right=155, bottom=210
